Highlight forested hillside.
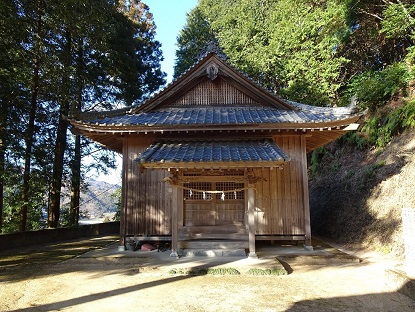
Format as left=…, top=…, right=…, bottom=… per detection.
left=0, top=0, right=165, bottom=233
left=60, top=179, right=120, bottom=223
left=174, top=0, right=415, bottom=256
left=2, top=0, right=415, bottom=246
left=310, top=126, right=415, bottom=257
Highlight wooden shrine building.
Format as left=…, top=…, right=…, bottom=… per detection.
left=69, top=48, right=361, bottom=258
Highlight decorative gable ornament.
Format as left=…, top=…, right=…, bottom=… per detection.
left=196, top=36, right=228, bottom=61
left=206, top=63, right=219, bottom=80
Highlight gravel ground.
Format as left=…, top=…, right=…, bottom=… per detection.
left=1, top=237, right=414, bottom=312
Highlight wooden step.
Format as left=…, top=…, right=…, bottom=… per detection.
left=178, top=239, right=248, bottom=249
left=180, top=249, right=247, bottom=257
left=179, top=233, right=248, bottom=240
left=181, top=224, right=247, bottom=235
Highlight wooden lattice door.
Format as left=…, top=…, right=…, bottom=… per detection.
left=183, top=181, right=245, bottom=226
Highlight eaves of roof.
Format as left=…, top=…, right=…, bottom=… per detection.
left=136, top=138, right=290, bottom=169
left=69, top=106, right=362, bottom=134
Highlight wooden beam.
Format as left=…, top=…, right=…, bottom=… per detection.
left=255, top=235, right=306, bottom=241
left=175, top=175, right=247, bottom=183
left=126, top=236, right=172, bottom=241
left=142, top=160, right=287, bottom=170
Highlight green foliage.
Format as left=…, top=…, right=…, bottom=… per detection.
left=346, top=63, right=410, bottom=111
left=174, top=6, right=212, bottom=78
left=309, top=145, right=345, bottom=178
left=381, top=3, right=415, bottom=40
left=169, top=267, right=286, bottom=276
left=176, top=0, right=414, bottom=109
left=340, top=1, right=412, bottom=77
left=176, top=0, right=350, bottom=106
left=112, top=0, right=166, bottom=104
left=168, top=267, right=241, bottom=275
left=2, top=168, right=47, bottom=233
left=341, top=61, right=413, bottom=150
left=365, top=161, right=385, bottom=178
left=246, top=268, right=287, bottom=276
left=206, top=267, right=240, bottom=275
left=110, top=187, right=122, bottom=221
left=0, top=0, right=164, bottom=232
left=341, top=132, right=367, bottom=150
left=359, top=99, right=415, bottom=148
left=400, top=98, right=415, bottom=128
left=309, top=147, right=328, bottom=178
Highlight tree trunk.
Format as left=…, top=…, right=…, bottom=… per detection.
left=19, top=2, right=44, bottom=232
left=48, top=29, right=72, bottom=228
left=69, top=41, right=83, bottom=227
left=0, top=107, right=6, bottom=232
left=69, top=134, right=81, bottom=226
left=20, top=36, right=41, bottom=232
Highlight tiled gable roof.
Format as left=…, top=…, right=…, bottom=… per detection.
left=85, top=105, right=354, bottom=127
left=136, top=138, right=290, bottom=168
left=68, top=48, right=361, bottom=154
left=71, top=48, right=360, bottom=130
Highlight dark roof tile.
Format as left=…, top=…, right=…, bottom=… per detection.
left=85, top=106, right=354, bottom=128
left=137, top=138, right=290, bottom=165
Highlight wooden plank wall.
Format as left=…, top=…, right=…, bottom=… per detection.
left=254, top=135, right=306, bottom=235
left=168, top=78, right=259, bottom=107
left=122, top=135, right=172, bottom=236
left=121, top=134, right=307, bottom=237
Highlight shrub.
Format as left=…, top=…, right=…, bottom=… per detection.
left=168, top=267, right=241, bottom=275
left=359, top=99, right=415, bottom=148
left=346, top=63, right=410, bottom=112
left=246, top=268, right=287, bottom=276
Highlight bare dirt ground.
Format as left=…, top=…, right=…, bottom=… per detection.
left=1, top=236, right=414, bottom=312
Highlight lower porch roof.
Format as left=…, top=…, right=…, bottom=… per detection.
left=136, top=138, right=290, bottom=169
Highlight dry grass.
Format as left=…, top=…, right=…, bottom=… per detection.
left=310, top=128, right=415, bottom=259
left=0, top=235, right=118, bottom=281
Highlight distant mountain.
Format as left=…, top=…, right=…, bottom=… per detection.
left=61, top=179, right=121, bottom=221
left=80, top=179, right=121, bottom=219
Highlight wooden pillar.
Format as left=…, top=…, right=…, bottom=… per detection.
left=301, top=135, right=313, bottom=251
left=170, top=184, right=179, bottom=257
left=247, top=184, right=258, bottom=258
left=119, top=145, right=127, bottom=251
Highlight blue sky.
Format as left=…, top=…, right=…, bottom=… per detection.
left=94, top=0, right=198, bottom=183
left=144, top=0, right=198, bottom=82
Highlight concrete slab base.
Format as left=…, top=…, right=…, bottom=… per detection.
left=385, top=269, right=415, bottom=301
left=179, top=249, right=247, bottom=257
left=170, top=251, right=179, bottom=258
left=304, top=245, right=314, bottom=251
left=75, top=238, right=365, bottom=276
left=248, top=252, right=258, bottom=259
left=276, top=254, right=362, bottom=265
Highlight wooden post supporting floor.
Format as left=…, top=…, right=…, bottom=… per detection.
left=170, top=185, right=179, bottom=257
left=301, top=135, right=313, bottom=251
left=247, top=184, right=258, bottom=258
left=119, top=148, right=127, bottom=251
